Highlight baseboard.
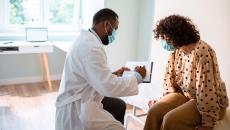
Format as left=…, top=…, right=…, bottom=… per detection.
left=0, top=74, right=62, bottom=85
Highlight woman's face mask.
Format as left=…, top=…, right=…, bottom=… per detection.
left=161, top=40, right=175, bottom=51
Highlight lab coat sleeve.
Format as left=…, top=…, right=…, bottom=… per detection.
left=82, top=46, right=139, bottom=97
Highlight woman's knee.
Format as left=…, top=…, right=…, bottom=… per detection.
left=161, top=111, right=178, bottom=129
left=144, top=104, right=164, bottom=130
left=147, top=103, right=162, bottom=117
left=147, top=102, right=170, bottom=121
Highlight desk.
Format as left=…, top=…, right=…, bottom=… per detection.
left=0, top=41, right=54, bottom=90
left=53, top=41, right=72, bottom=52
left=0, top=41, right=53, bottom=54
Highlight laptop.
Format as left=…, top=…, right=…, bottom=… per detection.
left=25, top=27, right=48, bottom=42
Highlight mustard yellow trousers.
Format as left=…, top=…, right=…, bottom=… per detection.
left=143, top=93, right=225, bottom=130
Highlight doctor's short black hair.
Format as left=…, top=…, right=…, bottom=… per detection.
left=154, top=15, right=200, bottom=47
left=93, top=8, right=118, bottom=24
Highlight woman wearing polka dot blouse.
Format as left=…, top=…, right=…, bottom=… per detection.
left=144, top=15, right=229, bottom=130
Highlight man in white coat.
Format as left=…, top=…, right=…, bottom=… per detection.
left=55, top=8, right=146, bottom=130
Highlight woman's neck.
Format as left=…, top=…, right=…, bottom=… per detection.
left=180, top=41, right=199, bottom=54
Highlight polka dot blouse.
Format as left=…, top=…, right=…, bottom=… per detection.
left=163, top=40, right=229, bottom=127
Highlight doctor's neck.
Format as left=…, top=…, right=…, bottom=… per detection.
left=92, top=24, right=106, bottom=40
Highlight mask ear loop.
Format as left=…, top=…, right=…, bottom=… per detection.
left=108, top=22, right=115, bottom=32
left=105, top=22, right=115, bottom=36
left=104, top=21, right=110, bottom=36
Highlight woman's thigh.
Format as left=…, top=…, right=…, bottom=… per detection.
left=149, top=92, right=189, bottom=114
left=158, top=92, right=189, bottom=107
left=147, top=93, right=189, bottom=123
left=163, top=99, right=201, bottom=127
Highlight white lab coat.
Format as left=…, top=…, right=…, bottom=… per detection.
left=55, top=29, right=139, bottom=130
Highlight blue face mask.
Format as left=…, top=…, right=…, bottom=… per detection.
left=105, top=22, right=116, bottom=44
left=108, top=29, right=116, bottom=43
left=161, top=40, right=175, bottom=51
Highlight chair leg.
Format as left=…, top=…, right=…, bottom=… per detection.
left=124, top=106, right=147, bottom=129
left=124, top=114, right=132, bottom=129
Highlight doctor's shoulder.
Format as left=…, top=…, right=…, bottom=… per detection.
left=68, top=29, right=102, bottom=51
left=78, top=30, right=101, bottom=46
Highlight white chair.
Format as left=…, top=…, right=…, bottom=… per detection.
left=122, top=83, right=162, bottom=128
left=213, top=107, right=230, bottom=130
left=122, top=93, right=148, bottom=128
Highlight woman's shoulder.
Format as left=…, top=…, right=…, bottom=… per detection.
left=194, top=40, right=216, bottom=63
left=195, top=40, right=215, bottom=55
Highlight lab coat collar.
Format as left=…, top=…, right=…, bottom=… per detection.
left=89, top=28, right=103, bottom=44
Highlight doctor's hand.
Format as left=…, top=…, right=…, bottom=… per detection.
left=134, top=66, right=146, bottom=79
left=112, top=67, right=130, bottom=76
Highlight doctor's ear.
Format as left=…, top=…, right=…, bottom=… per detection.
left=103, top=20, right=110, bottom=28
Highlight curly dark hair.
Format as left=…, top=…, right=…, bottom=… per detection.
left=154, top=15, right=200, bottom=47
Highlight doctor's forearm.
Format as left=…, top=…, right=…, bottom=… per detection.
left=134, top=72, right=143, bottom=84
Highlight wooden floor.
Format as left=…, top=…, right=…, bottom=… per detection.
left=0, top=81, right=145, bottom=130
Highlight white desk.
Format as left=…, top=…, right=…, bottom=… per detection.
left=53, top=41, right=72, bottom=52
left=0, top=41, right=74, bottom=90
left=0, top=41, right=54, bottom=90
left=0, top=41, right=53, bottom=54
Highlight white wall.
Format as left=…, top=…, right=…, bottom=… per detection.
left=151, top=0, right=230, bottom=94
left=105, top=0, right=154, bottom=70
left=104, top=0, right=140, bottom=70
left=104, top=0, right=160, bottom=99
left=81, top=0, right=104, bottom=29
left=136, top=0, right=155, bottom=61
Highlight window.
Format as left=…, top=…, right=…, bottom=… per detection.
left=48, top=0, right=75, bottom=25
left=1, top=0, right=82, bottom=32
left=10, top=0, right=41, bottom=25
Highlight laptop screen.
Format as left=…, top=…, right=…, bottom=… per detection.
left=25, top=28, right=48, bottom=42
